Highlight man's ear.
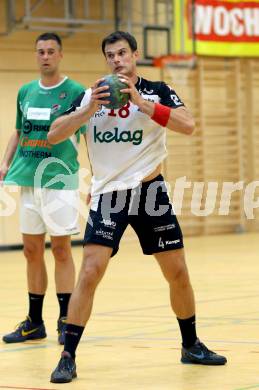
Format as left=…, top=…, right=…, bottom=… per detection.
left=134, top=50, right=140, bottom=61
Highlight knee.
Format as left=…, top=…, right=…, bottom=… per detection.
left=172, top=263, right=189, bottom=285
left=79, top=263, right=103, bottom=292
left=82, top=266, right=100, bottom=289
left=167, top=257, right=190, bottom=287
left=78, top=248, right=107, bottom=292
left=23, top=242, right=44, bottom=262
left=52, top=244, right=71, bottom=263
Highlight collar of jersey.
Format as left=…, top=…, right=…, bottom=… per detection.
left=38, top=76, right=68, bottom=90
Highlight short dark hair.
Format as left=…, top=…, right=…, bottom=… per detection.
left=101, top=31, right=137, bottom=55
left=35, top=32, right=62, bottom=49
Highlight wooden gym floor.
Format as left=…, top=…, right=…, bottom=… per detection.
left=0, top=232, right=259, bottom=390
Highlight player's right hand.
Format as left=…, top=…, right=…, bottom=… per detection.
left=82, top=79, right=110, bottom=118
left=91, top=78, right=110, bottom=107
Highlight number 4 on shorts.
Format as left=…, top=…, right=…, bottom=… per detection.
left=158, top=237, right=165, bottom=249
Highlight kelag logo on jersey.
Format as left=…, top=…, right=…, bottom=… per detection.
left=94, top=126, right=143, bottom=145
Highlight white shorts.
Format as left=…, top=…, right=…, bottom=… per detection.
left=20, top=187, right=80, bottom=236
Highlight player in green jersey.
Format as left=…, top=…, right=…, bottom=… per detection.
left=0, top=32, right=86, bottom=344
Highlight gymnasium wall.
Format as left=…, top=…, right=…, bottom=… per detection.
left=162, top=57, right=259, bottom=236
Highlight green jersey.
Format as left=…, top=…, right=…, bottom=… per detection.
left=5, top=77, right=86, bottom=190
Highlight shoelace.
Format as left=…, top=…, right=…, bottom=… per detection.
left=14, top=317, right=30, bottom=331
left=197, top=342, right=214, bottom=355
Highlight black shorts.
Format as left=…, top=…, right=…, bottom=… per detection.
left=84, top=174, right=184, bottom=257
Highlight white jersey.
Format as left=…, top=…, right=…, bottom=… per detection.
left=67, top=76, right=184, bottom=199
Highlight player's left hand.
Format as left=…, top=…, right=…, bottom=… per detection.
left=117, top=74, right=145, bottom=108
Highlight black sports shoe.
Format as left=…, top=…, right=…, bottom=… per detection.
left=57, top=317, right=67, bottom=345
left=181, top=339, right=227, bottom=365
left=50, top=351, right=77, bottom=383
left=2, top=316, right=46, bottom=343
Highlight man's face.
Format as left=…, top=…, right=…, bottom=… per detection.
left=36, top=39, right=62, bottom=76
left=104, top=39, right=138, bottom=76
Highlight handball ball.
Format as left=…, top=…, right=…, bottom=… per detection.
left=99, top=74, right=129, bottom=109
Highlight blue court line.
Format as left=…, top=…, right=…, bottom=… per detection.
left=81, top=335, right=259, bottom=346
left=95, top=293, right=259, bottom=316
left=2, top=331, right=258, bottom=346
left=95, top=313, right=259, bottom=322
left=0, top=345, right=48, bottom=353
left=1, top=334, right=259, bottom=356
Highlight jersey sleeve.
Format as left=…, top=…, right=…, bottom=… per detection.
left=64, top=90, right=92, bottom=135
left=159, top=82, right=185, bottom=108
left=77, top=92, right=87, bottom=134
left=63, top=91, right=86, bottom=115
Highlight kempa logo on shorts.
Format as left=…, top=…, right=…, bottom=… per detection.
left=158, top=237, right=180, bottom=249
left=166, top=239, right=180, bottom=245
left=94, top=126, right=143, bottom=145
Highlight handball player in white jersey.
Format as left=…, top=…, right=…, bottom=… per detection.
left=48, top=31, right=227, bottom=383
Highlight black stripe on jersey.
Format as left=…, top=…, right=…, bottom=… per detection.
left=63, top=91, right=85, bottom=115
left=136, top=77, right=185, bottom=109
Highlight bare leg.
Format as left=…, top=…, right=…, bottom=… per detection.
left=67, top=244, right=112, bottom=326
left=51, top=235, right=75, bottom=293
left=23, top=233, right=47, bottom=294
left=154, top=248, right=195, bottom=319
